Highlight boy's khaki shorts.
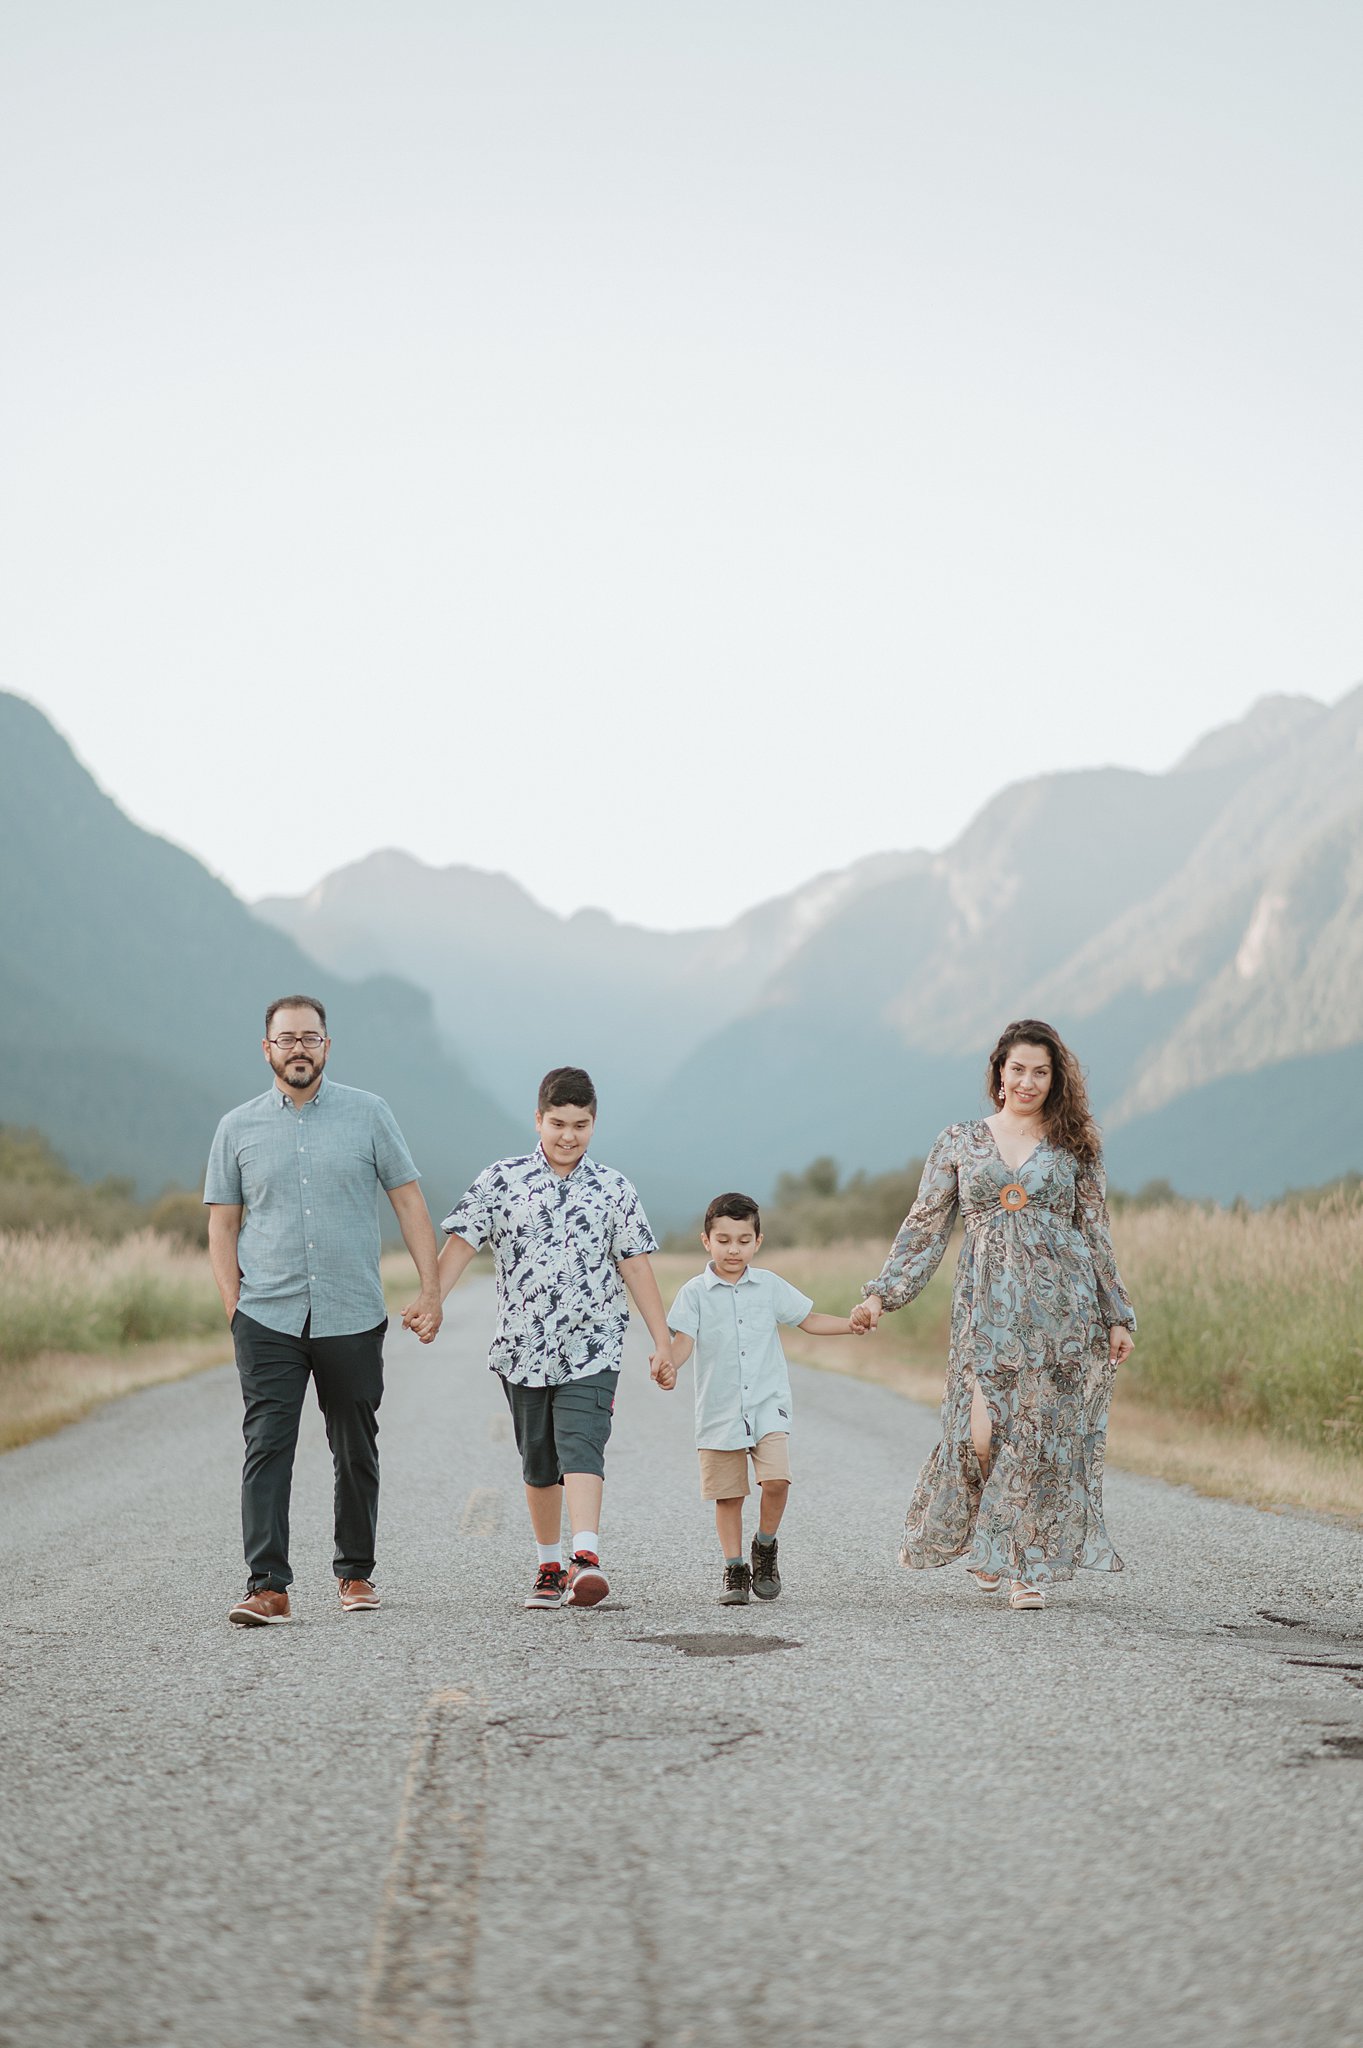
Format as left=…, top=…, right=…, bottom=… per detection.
left=698, top=1432, right=792, bottom=1500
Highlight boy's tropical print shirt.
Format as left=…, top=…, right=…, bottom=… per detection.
left=441, top=1149, right=658, bottom=1385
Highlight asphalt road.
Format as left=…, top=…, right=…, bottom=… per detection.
left=3, top=1279, right=1362, bottom=2048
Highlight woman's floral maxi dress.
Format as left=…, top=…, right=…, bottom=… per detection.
left=865, top=1122, right=1137, bottom=1588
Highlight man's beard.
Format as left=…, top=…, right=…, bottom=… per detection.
left=271, top=1051, right=327, bottom=1086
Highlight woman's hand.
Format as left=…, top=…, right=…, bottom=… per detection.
left=1108, top=1326, right=1134, bottom=1367
left=850, top=1297, right=883, bottom=1335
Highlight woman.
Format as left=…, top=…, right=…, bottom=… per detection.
left=851, top=1019, right=1135, bottom=1610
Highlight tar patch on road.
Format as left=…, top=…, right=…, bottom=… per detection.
left=631, top=1632, right=801, bottom=1658
left=1215, top=1609, right=1363, bottom=1765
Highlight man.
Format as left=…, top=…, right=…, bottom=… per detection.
left=205, top=995, right=442, bottom=1626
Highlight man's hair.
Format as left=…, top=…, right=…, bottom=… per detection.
left=265, top=994, right=328, bottom=1037
left=703, top=1192, right=761, bottom=1237
left=538, top=1066, right=597, bottom=1115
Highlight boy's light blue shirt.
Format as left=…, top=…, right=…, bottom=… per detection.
left=667, top=1265, right=814, bottom=1452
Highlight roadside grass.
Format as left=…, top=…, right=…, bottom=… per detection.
left=7, top=1220, right=1362, bottom=1524
left=0, top=1230, right=232, bottom=1450
left=0, top=1230, right=225, bottom=1363
left=0, top=1334, right=235, bottom=1453
left=649, top=1212, right=1363, bottom=1524
left=0, top=1239, right=481, bottom=1452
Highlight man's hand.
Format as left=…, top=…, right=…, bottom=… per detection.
left=225, top=1295, right=240, bottom=1326
left=850, top=1296, right=882, bottom=1334
left=649, top=1349, right=676, bottom=1389
left=402, top=1291, right=444, bottom=1345
left=1108, top=1326, right=1134, bottom=1367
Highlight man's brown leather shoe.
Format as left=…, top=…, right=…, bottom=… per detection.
left=338, top=1578, right=380, bottom=1611
left=228, top=1588, right=292, bottom=1626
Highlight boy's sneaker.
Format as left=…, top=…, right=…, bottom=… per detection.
left=524, top=1563, right=569, bottom=1608
left=750, top=1536, right=781, bottom=1600
left=719, top=1561, right=751, bottom=1605
left=564, top=1551, right=609, bottom=1607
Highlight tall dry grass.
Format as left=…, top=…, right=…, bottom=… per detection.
left=0, top=1229, right=224, bottom=1364
left=661, top=1202, right=1363, bottom=1453
left=650, top=1203, right=1363, bottom=1519
left=1114, top=1194, right=1363, bottom=1450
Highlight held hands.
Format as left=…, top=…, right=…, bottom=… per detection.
left=1108, top=1326, right=1134, bottom=1367
left=650, top=1350, right=677, bottom=1391
left=849, top=1296, right=883, bottom=1336
left=401, top=1292, right=444, bottom=1345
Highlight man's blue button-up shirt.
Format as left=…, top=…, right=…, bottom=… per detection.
left=666, top=1264, right=813, bottom=1451
left=204, top=1075, right=420, bottom=1337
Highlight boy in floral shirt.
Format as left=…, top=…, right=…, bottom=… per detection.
left=416, top=1067, right=673, bottom=1608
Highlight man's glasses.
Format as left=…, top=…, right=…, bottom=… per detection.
left=267, top=1033, right=325, bottom=1051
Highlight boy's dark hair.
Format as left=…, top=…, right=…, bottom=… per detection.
left=265, top=994, right=328, bottom=1036
left=538, top=1066, right=597, bottom=1115
left=703, top=1192, right=761, bottom=1237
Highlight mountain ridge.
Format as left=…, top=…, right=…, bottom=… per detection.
left=256, top=686, right=1363, bottom=1217
left=0, top=692, right=518, bottom=1210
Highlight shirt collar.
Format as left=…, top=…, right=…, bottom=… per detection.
left=534, top=1142, right=592, bottom=1181
left=703, top=1262, right=758, bottom=1288
left=275, top=1074, right=329, bottom=1111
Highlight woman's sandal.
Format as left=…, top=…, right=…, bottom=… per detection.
left=1009, top=1581, right=1046, bottom=1610
left=967, top=1570, right=1005, bottom=1593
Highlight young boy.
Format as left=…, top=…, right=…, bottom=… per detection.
left=413, top=1067, right=673, bottom=1609
left=659, top=1192, right=862, bottom=1604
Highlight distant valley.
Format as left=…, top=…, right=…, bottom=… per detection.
left=257, top=688, right=1363, bottom=1219
left=5, top=685, right=1360, bottom=1230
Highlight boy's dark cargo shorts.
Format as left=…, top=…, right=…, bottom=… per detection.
left=499, top=1368, right=619, bottom=1486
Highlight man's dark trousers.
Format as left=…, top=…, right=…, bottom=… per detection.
left=233, top=1310, right=386, bottom=1592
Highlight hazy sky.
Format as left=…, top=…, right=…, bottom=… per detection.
left=5, top=2, right=1361, bottom=928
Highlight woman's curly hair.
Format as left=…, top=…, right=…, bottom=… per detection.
left=985, top=1019, right=1101, bottom=1168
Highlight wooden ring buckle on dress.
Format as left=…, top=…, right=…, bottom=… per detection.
left=1000, top=1183, right=1029, bottom=1211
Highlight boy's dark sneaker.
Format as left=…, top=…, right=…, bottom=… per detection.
left=750, top=1536, right=781, bottom=1600
left=719, top=1561, right=751, bottom=1605
left=564, top=1552, right=609, bottom=1607
left=524, top=1563, right=569, bottom=1608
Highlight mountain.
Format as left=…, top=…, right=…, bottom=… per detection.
left=255, top=684, right=1363, bottom=1219
left=0, top=693, right=517, bottom=1213
left=257, top=847, right=924, bottom=1124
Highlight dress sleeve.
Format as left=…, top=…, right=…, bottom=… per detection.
left=1074, top=1154, right=1136, bottom=1331
left=863, top=1129, right=960, bottom=1311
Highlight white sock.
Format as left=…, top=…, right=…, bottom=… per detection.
left=536, top=1542, right=563, bottom=1567
left=572, top=1530, right=599, bottom=1558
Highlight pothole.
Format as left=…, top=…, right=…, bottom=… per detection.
left=632, top=1633, right=801, bottom=1659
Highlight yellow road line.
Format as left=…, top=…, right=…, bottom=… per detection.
left=458, top=1487, right=502, bottom=1538
left=358, top=1687, right=486, bottom=2045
